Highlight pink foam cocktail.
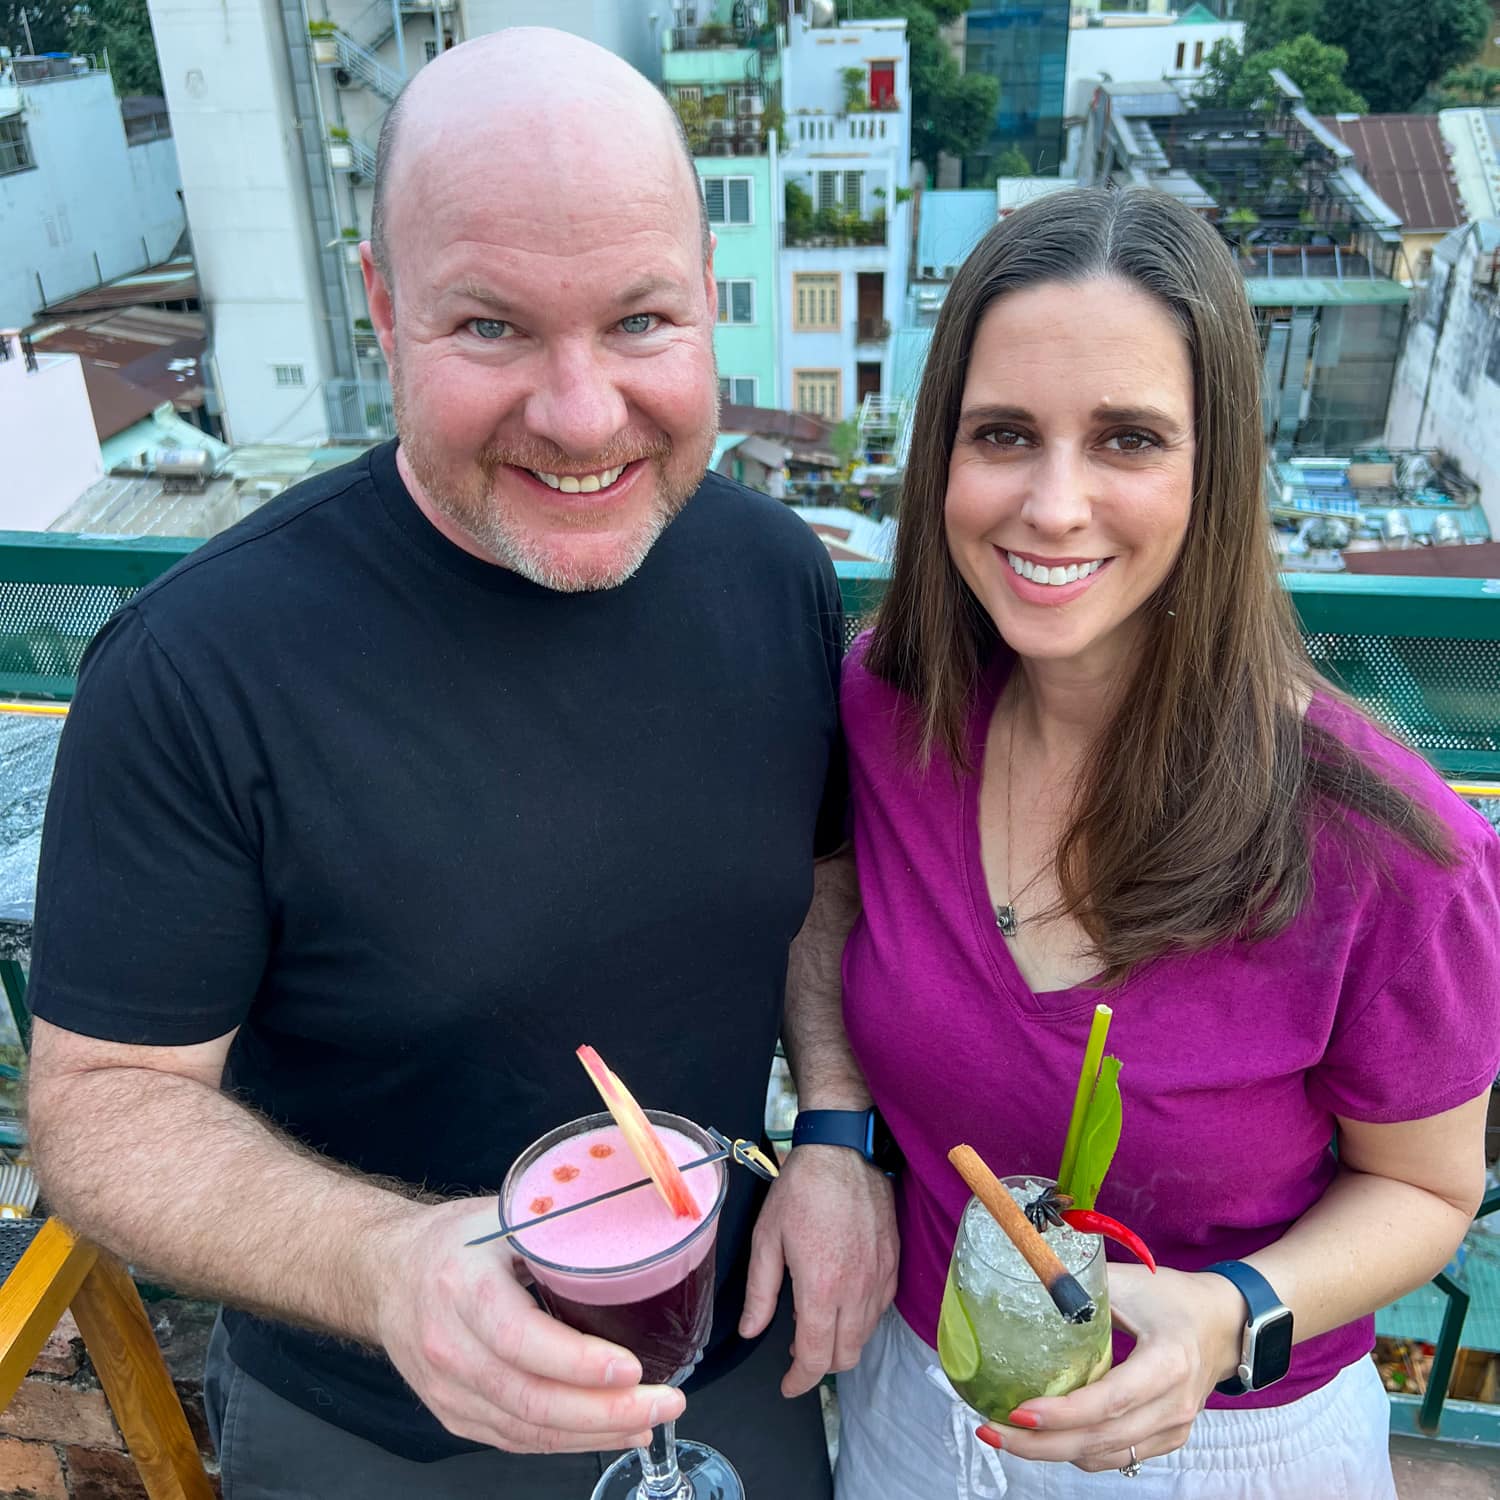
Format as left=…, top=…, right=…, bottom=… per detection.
left=506, top=1117, right=723, bottom=1384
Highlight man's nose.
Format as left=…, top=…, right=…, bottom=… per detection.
left=1020, top=445, right=1093, bottom=535
left=524, top=342, right=629, bottom=458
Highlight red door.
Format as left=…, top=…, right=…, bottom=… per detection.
left=869, top=62, right=895, bottom=108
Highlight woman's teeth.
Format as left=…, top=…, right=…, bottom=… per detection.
left=1007, top=553, right=1105, bottom=587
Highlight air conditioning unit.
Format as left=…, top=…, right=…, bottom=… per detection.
left=1475, top=249, right=1500, bottom=292
left=737, top=95, right=763, bottom=115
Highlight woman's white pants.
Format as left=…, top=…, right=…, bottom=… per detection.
left=834, top=1307, right=1398, bottom=1500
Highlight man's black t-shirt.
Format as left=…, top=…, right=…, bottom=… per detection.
left=28, top=442, right=847, bottom=1461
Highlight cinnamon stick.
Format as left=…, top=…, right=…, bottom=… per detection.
left=948, top=1144, right=1096, bottom=1325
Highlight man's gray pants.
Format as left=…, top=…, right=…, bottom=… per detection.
left=205, top=1297, right=833, bottom=1498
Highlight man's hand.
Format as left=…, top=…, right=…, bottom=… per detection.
left=372, top=1198, right=684, bottom=1454
left=738, top=1145, right=898, bottom=1397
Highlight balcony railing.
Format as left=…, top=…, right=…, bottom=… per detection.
left=856, top=317, right=891, bottom=343
left=668, top=23, right=764, bottom=49
left=0, top=332, right=38, bottom=372
left=783, top=215, right=887, bottom=248
left=325, top=376, right=395, bottom=442
left=788, top=112, right=898, bottom=150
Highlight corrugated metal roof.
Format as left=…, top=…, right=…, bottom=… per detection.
left=1317, top=114, right=1467, bottom=232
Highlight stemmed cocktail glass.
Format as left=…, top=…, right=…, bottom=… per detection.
left=501, top=1108, right=743, bottom=1500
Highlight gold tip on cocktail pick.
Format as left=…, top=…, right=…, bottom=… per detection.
left=732, top=1140, right=781, bottom=1180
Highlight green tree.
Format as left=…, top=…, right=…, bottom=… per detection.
left=1242, top=0, right=1324, bottom=55
left=995, top=145, right=1031, bottom=177
left=1195, top=37, right=1244, bottom=106
left=2, top=0, right=73, bottom=55
left=1423, top=61, right=1500, bottom=106
left=1321, top=0, right=1490, bottom=112
left=849, top=0, right=998, bottom=165
left=69, top=0, right=161, bottom=94
left=1226, top=35, right=1367, bottom=114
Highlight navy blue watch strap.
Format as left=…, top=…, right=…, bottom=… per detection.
left=1203, top=1260, right=1292, bottom=1395
left=791, top=1109, right=875, bottom=1158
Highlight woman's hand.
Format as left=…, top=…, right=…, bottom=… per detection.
left=979, top=1264, right=1246, bottom=1473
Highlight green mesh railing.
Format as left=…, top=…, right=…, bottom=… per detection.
left=837, top=565, right=1500, bottom=783
left=0, top=536, right=1493, bottom=778
left=0, top=535, right=198, bottom=700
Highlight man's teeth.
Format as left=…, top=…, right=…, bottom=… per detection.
left=529, top=464, right=627, bottom=493
left=1006, top=553, right=1105, bottom=586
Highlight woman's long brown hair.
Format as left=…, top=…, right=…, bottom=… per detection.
left=866, top=186, right=1454, bottom=983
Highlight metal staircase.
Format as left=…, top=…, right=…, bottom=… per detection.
left=320, top=29, right=403, bottom=103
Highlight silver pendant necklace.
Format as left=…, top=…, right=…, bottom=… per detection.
left=995, top=693, right=1049, bottom=937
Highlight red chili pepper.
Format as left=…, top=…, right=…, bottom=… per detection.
left=1060, top=1210, right=1158, bottom=1272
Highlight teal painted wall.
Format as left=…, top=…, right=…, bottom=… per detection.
left=697, top=153, right=778, bottom=408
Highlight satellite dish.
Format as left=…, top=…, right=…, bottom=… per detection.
left=808, top=0, right=837, bottom=27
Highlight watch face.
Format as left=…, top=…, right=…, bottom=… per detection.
left=1252, top=1310, right=1294, bottom=1387
left=870, top=1113, right=904, bottom=1176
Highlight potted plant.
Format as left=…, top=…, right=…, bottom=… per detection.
left=308, top=18, right=338, bottom=64
left=341, top=225, right=363, bottom=264
left=841, top=66, right=867, bottom=113
left=328, top=125, right=353, bottom=170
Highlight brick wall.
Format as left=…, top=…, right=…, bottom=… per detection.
left=0, top=1299, right=220, bottom=1499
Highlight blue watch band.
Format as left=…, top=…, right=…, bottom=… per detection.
left=791, top=1109, right=875, bottom=1158
left=1203, top=1260, right=1293, bottom=1395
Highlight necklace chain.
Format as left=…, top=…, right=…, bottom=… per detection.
left=996, top=695, right=1047, bottom=937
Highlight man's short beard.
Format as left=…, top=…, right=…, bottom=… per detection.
left=391, top=361, right=717, bottom=593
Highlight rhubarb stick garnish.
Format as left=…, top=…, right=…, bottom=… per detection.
left=949, top=1144, right=1095, bottom=1325
left=576, top=1046, right=700, bottom=1220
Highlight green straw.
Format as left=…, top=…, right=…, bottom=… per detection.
left=1057, top=1004, right=1113, bottom=1196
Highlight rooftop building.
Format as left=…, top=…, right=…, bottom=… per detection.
left=0, top=330, right=104, bottom=528
left=1316, top=114, right=1468, bottom=283
left=777, top=6, right=913, bottom=421
left=1386, top=220, right=1500, bottom=537
left=0, top=52, right=185, bottom=330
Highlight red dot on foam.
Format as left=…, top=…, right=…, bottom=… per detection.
left=530, top=1196, right=553, bottom=1215
left=589, top=1144, right=614, bottom=1159
left=552, top=1164, right=581, bottom=1183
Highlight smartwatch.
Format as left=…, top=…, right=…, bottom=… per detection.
left=1202, top=1260, right=1294, bottom=1395
left=790, top=1108, right=902, bottom=1176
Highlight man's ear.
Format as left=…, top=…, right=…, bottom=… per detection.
left=703, top=230, right=719, bottom=323
left=361, top=245, right=395, bottom=362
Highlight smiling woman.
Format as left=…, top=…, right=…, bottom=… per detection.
left=832, top=186, right=1500, bottom=1500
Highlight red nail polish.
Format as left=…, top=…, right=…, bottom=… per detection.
left=1007, top=1409, right=1040, bottom=1429
left=975, top=1426, right=1004, bottom=1449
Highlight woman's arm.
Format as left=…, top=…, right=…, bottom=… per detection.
left=991, top=1090, right=1489, bottom=1473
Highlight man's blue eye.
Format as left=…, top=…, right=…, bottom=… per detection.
left=620, top=314, right=655, bottom=334
left=470, top=319, right=509, bottom=339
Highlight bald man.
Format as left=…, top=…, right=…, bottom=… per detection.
left=24, top=28, right=895, bottom=1498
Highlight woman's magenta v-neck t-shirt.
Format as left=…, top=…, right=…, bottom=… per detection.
left=841, top=636, right=1500, bottom=1408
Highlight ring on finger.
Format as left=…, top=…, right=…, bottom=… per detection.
left=1119, top=1444, right=1142, bottom=1478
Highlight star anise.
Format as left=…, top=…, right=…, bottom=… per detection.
left=1024, top=1185, right=1074, bottom=1232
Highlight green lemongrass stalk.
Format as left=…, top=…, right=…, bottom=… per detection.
left=1057, top=1004, right=1112, bottom=1195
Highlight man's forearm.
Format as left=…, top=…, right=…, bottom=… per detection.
left=30, top=1068, right=425, bottom=1344
left=783, top=848, right=868, bottom=1109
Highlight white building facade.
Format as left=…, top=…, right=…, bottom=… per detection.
left=0, top=59, right=184, bottom=330
left=1440, top=108, right=1500, bottom=222
left=1386, top=222, right=1500, bottom=535
left=1062, top=12, right=1243, bottom=176
left=776, top=11, right=912, bottom=423
left=0, top=331, right=104, bottom=528
left=146, top=0, right=665, bottom=444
